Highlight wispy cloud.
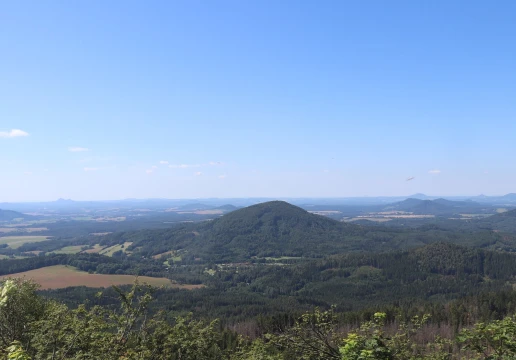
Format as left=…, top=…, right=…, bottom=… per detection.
left=169, top=164, right=201, bottom=169
left=24, top=171, right=33, bottom=175
left=195, top=172, right=203, bottom=176
left=159, top=160, right=169, bottom=165
left=218, top=174, right=227, bottom=179
left=428, top=170, right=441, bottom=174
left=145, top=165, right=158, bottom=174
left=84, top=167, right=100, bottom=172
left=68, top=147, right=89, bottom=152
left=209, top=161, right=223, bottom=166
left=0, top=129, right=29, bottom=138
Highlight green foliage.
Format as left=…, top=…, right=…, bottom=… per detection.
left=340, top=313, right=392, bottom=360
left=5, top=278, right=516, bottom=359
left=458, top=315, right=516, bottom=359
left=270, top=306, right=342, bottom=359
left=0, top=279, right=45, bottom=349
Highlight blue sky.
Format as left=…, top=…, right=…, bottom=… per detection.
left=1, top=1, right=515, bottom=201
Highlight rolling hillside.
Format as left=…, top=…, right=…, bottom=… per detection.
left=96, top=201, right=509, bottom=262
left=0, top=209, right=35, bottom=221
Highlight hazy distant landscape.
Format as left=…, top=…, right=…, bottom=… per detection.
left=3, top=0, right=516, bottom=358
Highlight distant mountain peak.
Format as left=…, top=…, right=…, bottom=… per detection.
left=408, top=193, right=429, bottom=200
left=56, top=198, right=74, bottom=203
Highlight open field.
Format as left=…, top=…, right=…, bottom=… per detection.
left=99, top=242, right=133, bottom=256
left=71, top=216, right=94, bottom=221
left=83, top=244, right=104, bottom=253
left=308, top=211, right=342, bottom=215
left=347, top=217, right=392, bottom=223
left=0, top=255, right=28, bottom=260
left=0, top=236, right=51, bottom=249
left=0, top=227, right=48, bottom=233
left=0, top=265, right=205, bottom=290
left=53, top=245, right=85, bottom=254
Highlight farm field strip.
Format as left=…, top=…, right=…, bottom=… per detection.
left=99, top=242, right=133, bottom=256
left=0, top=236, right=51, bottom=249
left=0, top=265, right=204, bottom=290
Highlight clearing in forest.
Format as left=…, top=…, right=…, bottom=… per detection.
left=0, top=265, right=204, bottom=290
left=0, top=236, right=51, bottom=249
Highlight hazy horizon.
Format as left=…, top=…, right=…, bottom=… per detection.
left=2, top=192, right=515, bottom=204
left=2, top=1, right=515, bottom=201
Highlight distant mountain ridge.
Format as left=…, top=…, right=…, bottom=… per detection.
left=3, top=193, right=516, bottom=212
left=384, top=198, right=488, bottom=215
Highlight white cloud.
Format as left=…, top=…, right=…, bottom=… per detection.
left=24, top=171, right=33, bottom=175
left=159, top=160, right=169, bottom=165
left=195, top=172, right=203, bottom=176
left=209, top=161, right=223, bottom=166
left=323, top=169, right=329, bottom=173
left=428, top=170, right=441, bottom=174
left=84, top=167, right=100, bottom=172
left=169, top=164, right=201, bottom=169
left=68, top=147, right=89, bottom=152
left=151, top=165, right=158, bottom=169
left=0, top=129, right=29, bottom=138
left=218, top=174, right=227, bottom=179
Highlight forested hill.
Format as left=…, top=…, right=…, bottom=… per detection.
left=0, top=209, right=34, bottom=221
left=472, top=208, right=516, bottom=233
left=97, top=201, right=510, bottom=262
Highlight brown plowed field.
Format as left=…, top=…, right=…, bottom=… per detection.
left=0, top=265, right=204, bottom=290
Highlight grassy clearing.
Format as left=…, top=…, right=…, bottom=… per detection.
left=348, top=217, right=392, bottom=222
left=83, top=244, right=104, bottom=254
left=155, top=250, right=183, bottom=264
left=0, top=236, right=51, bottom=249
left=0, top=265, right=181, bottom=290
left=0, top=255, right=28, bottom=260
left=53, top=245, right=86, bottom=254
left=99, top=242, right=132, bottom=256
